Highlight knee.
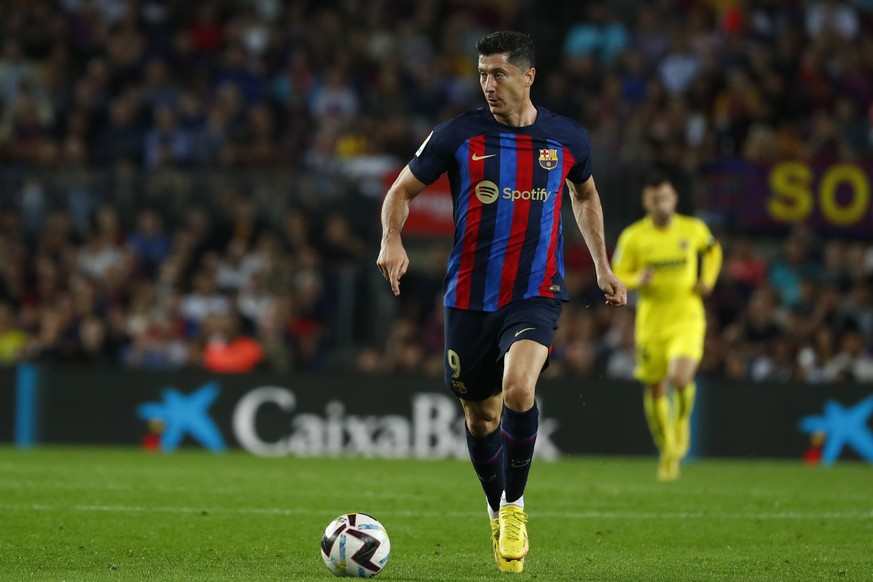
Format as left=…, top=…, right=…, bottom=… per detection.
left=646, top=382, right=668, bottom=398
left=465, top=409, right=500, bottom=437
left=671, top=372, right=693, bottom=390
left=502, top=377, right=535, bottom=412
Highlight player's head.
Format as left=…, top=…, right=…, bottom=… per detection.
left=476, top=31, right=536, bottom=122
left=642, top=169, right=678, bottom=224
left=476, top=31, right=535, bottom=71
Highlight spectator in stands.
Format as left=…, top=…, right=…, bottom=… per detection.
left=0, top=0, right=871, bottom=383
left=563, top=3, right=628, bottom=66
left=202, top=311, right=264, bottom=374
left=179, top=270, right=231, bottom=336
left=768, top=235, right=819, bottom=309
left=0, top=301, right=26, bottom=365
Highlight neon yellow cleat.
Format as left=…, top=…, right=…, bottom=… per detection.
left=490, top=518, right=524, bottom=573
left=657, top=449, right=680, bottom=482
left=498, top=506, right=529, bottom=561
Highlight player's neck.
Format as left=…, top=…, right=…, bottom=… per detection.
left=651, top=215, right=673, bottom=229
left=494, top=102, right=538, bottom=127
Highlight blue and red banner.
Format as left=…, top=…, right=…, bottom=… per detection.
left=707, top=160, right=873, bottom=235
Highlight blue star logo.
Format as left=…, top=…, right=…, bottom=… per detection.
left=137, top=382, right=226, bottom=453
left=799, top=395, right=873, bottom=466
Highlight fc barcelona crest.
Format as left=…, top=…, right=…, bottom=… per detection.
left=539, top=148, right=558, bottom=170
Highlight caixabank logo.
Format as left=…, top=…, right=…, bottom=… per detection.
left=137, top=382, right=227, bottom=453
left=798, top=394, right=873, bottom=465
left=135, top=383, right=560, bottom=459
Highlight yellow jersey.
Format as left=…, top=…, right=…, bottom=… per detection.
left=611, top=214, right=721, bottom=341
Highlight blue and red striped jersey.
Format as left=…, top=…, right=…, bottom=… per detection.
left=408, top=107, right=592, bottom=312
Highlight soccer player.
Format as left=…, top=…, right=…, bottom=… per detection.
left=376, top=31, right=626, bottom=573
left=611, top=170, right=722, bottom=481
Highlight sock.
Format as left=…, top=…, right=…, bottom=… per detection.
left=643, top=391, right=674, bottom=454
left=673, top=381, right=696, bottom=423
left=501, top=402, right=538, bottom=504
left=673, top=381, right=696, bottom=457
left=465, top=425, right=505, bottom=514
left=499, top=491, right=524, bottom=509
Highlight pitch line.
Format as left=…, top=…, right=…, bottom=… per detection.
left=6, top=504, right=872, bottom=521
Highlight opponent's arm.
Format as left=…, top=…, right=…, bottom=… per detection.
left=696, top=237, right=723, bottom=296
left=376, top=166, right=428, bottom=296
left=568, top=176, right=627, bottom=307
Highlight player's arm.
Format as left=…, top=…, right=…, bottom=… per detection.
left=696, top=232, right=723, bottom=296
left=376, top=165, right=428, bottom=296
left=611, top=229, right=648, bottom=291
left=568, top=176, right=627, bottom=307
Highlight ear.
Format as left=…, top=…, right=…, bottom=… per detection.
left=525, top=67, right=536, bottom=88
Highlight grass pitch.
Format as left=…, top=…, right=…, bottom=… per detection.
left=0, top=447, right=871, bottom=581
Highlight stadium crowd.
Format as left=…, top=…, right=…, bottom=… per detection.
left=0, top=0, right=872, bottom=383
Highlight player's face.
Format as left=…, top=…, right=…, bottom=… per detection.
left=478, top=53, right=534, bottom=123
left=643, top=182, right=678, bottom=224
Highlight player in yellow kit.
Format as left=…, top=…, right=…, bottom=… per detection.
left=611, top=171, right=722, bottom=481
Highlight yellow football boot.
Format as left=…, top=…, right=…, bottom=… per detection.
left=490, top=518, right=524, bottom=573
left=657, top=448, right=680, bottom=482
left=498, top=506, right=529, bottom=561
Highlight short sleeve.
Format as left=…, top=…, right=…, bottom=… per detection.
left=408, top=121, right=454, bottom=185
left=694, top=219, right=716, bottom=251
left=565, top=126, right=592, bottom=184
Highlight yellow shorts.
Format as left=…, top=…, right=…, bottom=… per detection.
left=634, top=328, right=704, bottom=385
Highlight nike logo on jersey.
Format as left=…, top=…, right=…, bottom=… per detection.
left=471, top=153, right=496, bottom=161
left=510, top=458, right=531, bottom=468
left=514, top=327, right=536, bottom=337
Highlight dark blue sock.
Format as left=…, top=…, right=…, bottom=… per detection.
left=501, top=402, right=538, bottom=504
left=465, top=425, right=505, bottom=513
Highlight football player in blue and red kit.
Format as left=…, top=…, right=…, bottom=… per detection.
left=377, top=31, right=626, bottom=573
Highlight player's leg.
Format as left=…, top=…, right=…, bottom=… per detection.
left=636, top=339, right=676, bottom=479
left=666, top=329, right=704, bottom=461
left=444, top=307, right=506, bottom=515
left=496, top=338, right=547, bottom=561
left=461, top=394, right=506, bottom=514
left=461, top=395, right=522, bottom=573
left=494, top=298, right=562, bottom=562
left=669, top=356, right=700, bottom=460
left=444, top=306, right=519, bottom=572
left=643, top=379, right=678, bottom=481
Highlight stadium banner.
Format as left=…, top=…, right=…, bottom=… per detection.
left=706, top=159, right=873, bottom=234
left=383, top=172, right=454, bottom=237
left=3, top=367, right=872, bottom=463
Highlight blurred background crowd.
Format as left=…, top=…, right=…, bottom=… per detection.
left=0, top=0, right=872, bottom=383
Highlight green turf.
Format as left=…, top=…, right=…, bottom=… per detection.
left=0, top=447, right=870, bottom=581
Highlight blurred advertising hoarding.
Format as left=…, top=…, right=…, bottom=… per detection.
left=3, top=366, right=871, bottom=463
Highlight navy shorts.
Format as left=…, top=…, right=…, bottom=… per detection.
left=443, top=297, right=563, bottom=401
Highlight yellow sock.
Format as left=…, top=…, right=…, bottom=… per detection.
left=673, top=382, right=696, bottom=458
left=643, top=392, right=674, bottom=454
left=674, top=382, right=696, bottom=421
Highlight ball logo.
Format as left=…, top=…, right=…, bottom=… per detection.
left=475, top=180, right=499, bottom=204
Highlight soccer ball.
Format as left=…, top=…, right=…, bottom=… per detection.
left=320, top=512, right=391, bottom=578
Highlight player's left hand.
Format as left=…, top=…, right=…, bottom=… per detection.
left=598, top=271, right=627, bottom=307
left=694, top=280, right=713, bottom=296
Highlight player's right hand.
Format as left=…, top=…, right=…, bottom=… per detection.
left=598, top=270, right=627, bottom=307
left=376, top=236, right=408, bottom=297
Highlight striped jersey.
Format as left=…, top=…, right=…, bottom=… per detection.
left=409, top=107, right=592, bottom=312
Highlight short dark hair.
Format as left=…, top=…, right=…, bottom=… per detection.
left=476, top=31, right=535, bottom=70
left=642, top=168, right=673, bottom=189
